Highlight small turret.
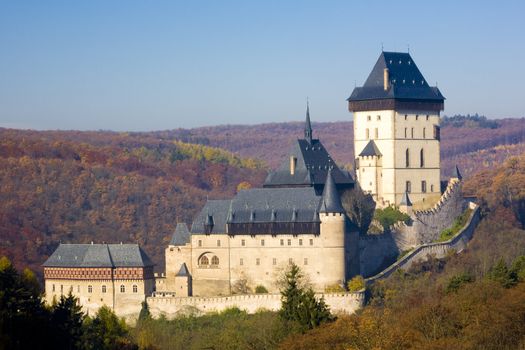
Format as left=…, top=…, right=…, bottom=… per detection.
left=399, top=191, right=413, bottom=215
left=320, top=168, right=344, bottom=214
left=452, top=165, right=462, bottom=181
left=304, top=102, right=313, bottom=144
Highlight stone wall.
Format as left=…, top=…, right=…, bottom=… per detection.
left=365, top=203, right=481, bottom=283
left=358, top=233, right=399, bottom=277
left=146, top=291, right=365, bottom=319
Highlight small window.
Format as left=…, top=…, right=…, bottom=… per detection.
left=304, top=258, right=308, bottom=265
left=273, top=258, right=277, bottom=265
left=133, top=285, right=138, bottom=293
left=434, top=125, right=441, bottom=140
left=217, top=240, right=221, bottom=247
left=256, top=258, right=260, bottom=266
left=365, top=128, right=369, bottom=139
left=426, top=115, right=430, bottom=121
left=404, top=128, right=407, bottom=138
left=299, top=239, right=303, bottom=246
left=287, top=239, right=291, bottom=246
left=288, top=258, right=293, bottom=264
left=198, top=240, right=202, bottom=247
left=374, top=128, right=378, bottom=139
left=309, top=239, right=314, bottom=246
left=420, top=149, right=425, bottom=167
left=411, top=127, right=414, bottom=138
left=406, top=181, right=412, bottom=193
left=211, top=256, right=219, bottom=265
left=52, top=284, right=55, bottom=292
left=416, top=115, right=419, bottom=120
left=241, top=239, right=245, bottom=247
left=377, top=115, right=381, bottom=121
left=404, top=114, right=408, bottom=120
left=240, top=258, right=244, bottom=266
left=405, top=148, right=410, bottom=167
left=60, top=285, right=63, bottom=293
left=367, top=115, right=371, bottom=121
left=261, top=239, right=265, bottom=246
left=88, top=285, right=92, bottom=293
left=423, top=127, right=426, bottom=138
left=102, top=285, right=106, bottom=293
left=422, top=181, right=427, bottom=193
left=199, top=256, right=209, bottom=265
left=431, top=184, right=435, bottom=192
left=77, top=285, right=80, bottom=293
left=120, top=285, right=125, bottom=293
left=280, top=239, right=284, bottom=246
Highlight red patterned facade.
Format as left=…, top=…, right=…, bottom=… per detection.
left=44, top=266, right=154, bottom=280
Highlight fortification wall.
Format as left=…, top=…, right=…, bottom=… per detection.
left=366, top=203, right=481, bottom=283
left=146, top=292, right=365, bottom=319
left=391, top=179, right=468, bottom=251
left=358, top=233, right=399, bottom=278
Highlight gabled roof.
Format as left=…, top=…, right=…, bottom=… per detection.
left=319, top=169, right=345, bottom=214
left=358, top=140, right=382, bottom=157
left=43, top=243, right=154, bottom=268
left=176, top=263, right=190, bottom=277
left=348, top=52, right=444, bottom=102
left=400, top=191, right=413, bottom=206
left=170, top=223, right=191, bottom=246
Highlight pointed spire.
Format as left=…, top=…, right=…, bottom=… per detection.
left=176, top=263, right=190, bottom=277
left=400, top=191, right=413, bottom=207
left=304, top=99, right=313, bottom=144
left=452, top=165, right=462, bottom=180
left=319, top=168, right=344, bottom=214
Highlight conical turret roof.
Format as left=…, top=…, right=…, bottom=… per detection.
left=304, top=102, right=313, bottom=144
left=319, top=168, right=345, bottom=214
left=400, top=191, right=413, bottom=206
left=452, top=165, right=462, bottom=180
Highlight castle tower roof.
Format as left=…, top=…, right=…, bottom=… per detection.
left=400, top=191, right=413, bottom=207
left=348, top=51, right=444, bottom=112
left=170, top=223, right=191, bottom=246
left=304, top=101, right=313, bottom=144
left=176, top=263, right=190, bottom=277
left=319, top=168, right=345, bottom=214
left=358, top=140, right=382, bottom=157
left=452, top=164, right=463, bottom=180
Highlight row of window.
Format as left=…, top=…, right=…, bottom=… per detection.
left=52, top=284, right=138, bottom=294
left=366, top=114, right=432, bottom=122
left=405, top=181, right=433, bottom=193
left=365, top=127, right=437, bottom=140
left=405, top=148, right=425, bottom=168
left=198, top=238, right=315, bottom=247
left=199, top=255, right=219, bottom=265
left=239, top=257, right=308, bottom=266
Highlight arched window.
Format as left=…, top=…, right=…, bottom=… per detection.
left=211, top=256, right=219, bottom=265
left=420, top=149, right=424, bottom=167
left=199, top=255, right=209, bottom=265
left=120, top=285, right=125, bottom=293
left=88, top=285, right=92, bottom=293
left=133, top=285, right=138, bottom=293
left=102, top=285, right=106, bottom=293
left=405, top=149, right=410, bottom=167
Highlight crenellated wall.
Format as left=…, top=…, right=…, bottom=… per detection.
left=146, top=291, right=365, bottom=319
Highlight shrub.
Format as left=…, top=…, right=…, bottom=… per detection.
left=324, top=284, right=345, bottom=293
left=255, top=285, right=268, bottom=294
left=347, top=275, right=365, bottom=292
left=445, top=272, right=474, bottom=293
left=374, top=207, right=410, bottom=231
left=437, top=208, right=472, bottom=242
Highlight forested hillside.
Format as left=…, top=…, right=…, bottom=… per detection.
left=0, top=129, right=267, bottom=275
left=159, top=116, right=525, bottom=178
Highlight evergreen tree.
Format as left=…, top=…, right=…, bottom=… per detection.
left=487, top=258, right=517, bottom=288
left=50, top=292, right=85, bottom=350
left=138, top=301, right=152, bottom=323
left=82, top=306, right=135, bottom=350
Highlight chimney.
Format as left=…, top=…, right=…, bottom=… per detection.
left=383, top=68, right=390, bottom=91
left=290, top=156, right=297, bottom=175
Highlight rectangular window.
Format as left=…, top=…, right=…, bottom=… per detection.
left=77, top=285, right=80, bottom=293
left=52, top=284, right=55, bottom=292
left=404, top=114, right=408, bottom=120
left=404, top=128, right=407, bottom=138
left=434, top=125, right=440, bottom=140
left=217, top=240, right=221, bottom=247
left=406, top=181, right=411, bottom=193
left=426, top=115, right=430, bottom=121
left=304, top=258, right=308, bottom=265
left=365, top=128, right=369, bottom=139
left=256, top=258, right=260, bottom=266
left=241, top=239, right=245, bottom=246
left=374, top=128, right=378, bottom=139
left=261, top=239, right=265, bottom=246
left=198, top=240, right=202, bottom=247
left=377, top=115, right=381, bottom=121
left=367, top=115, right=371, bottom=121
left=411, top=128, right=414, bottom=138
left=280, top=239, right=284, bottom=246
left=309, top=239, right=313, bottom=246
left=102, top=285, right=106, bottom=293
left=273, top=258, right=277, bottom=265
left=287, top=239, right=291, bottom=246
left=240, top=258, right=244, bottom=266
left=299, top=239, right=303, bottom=246
left=422, top=181, right=427, bottom=193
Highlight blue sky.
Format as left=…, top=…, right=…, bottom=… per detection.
left=1, top=0, right=524, bottom=131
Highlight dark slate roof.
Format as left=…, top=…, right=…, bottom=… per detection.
left=319, top=169, right=345, bottom=214
left=452, top=165, right=463, bottom=180
left=176, top=263, right=190, bottom=277
left=170, top=223, right=191, bottom=246
left=263, top=139, right=353, bottom=188
left=43, top=244, right=154, bottom=268
left=304, top=103, right=313, bottom=144
left=191, top=199, right=232, bottom=234
left=348, top=52, right=444, bottom=102
left=358, top=140, right=382, bottom=157
left=400, top=192, right=413, bottom=206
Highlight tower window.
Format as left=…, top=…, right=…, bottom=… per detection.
left=404, top=114, right=408, bottom=120
left=406, top=181, right=412, bottom=193
left=416, top=115, right=419, bottom=120
left=299, top=239, right=303, bottom=246
left=217, top=240, right=221, bottom=247
left=304, top=258, right=308, bottom=265
left=52, top=284, right=55, bottom=292
left=404, top=128, right=407, bottom=138
left=434, top=125, right=441, bottom=140
left=261, top=239, right=265, bottom=246
left=211, top=256, right=219, bottom=265
left=422, top=181, right=427, bottom=193
left=405, top=149, right=410, bottom=167
left=241, top=239, right=245, bottom=246
left=88, top=285, right=92, bottom=293
left=377, top=115, right=381, bottom=121
left=280, top=239, right=284, bottom=246
left=365, top=128, right=369, bottom=139
left=198, top=240, right=202, bottom=247
left=287, top=239, right=291, bottom=246
left=423, top=127, right=426, bottom=139
left=273, top=258, right=277, bottom=265
left=411, top=128, right=414, bottom=138
left=367, top=115, right=371, bottom=121
left=420, top=149, right=425, bottom=167
left=426, top=115, right=430, bottom=120
left=240, top=258, right=244, bottom=266
left=431, top=184, right=435, bottom=192
left=374, top=128, right=378, bottom=139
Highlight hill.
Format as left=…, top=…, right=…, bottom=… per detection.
left=157, top=117, right=525, bottom=178
left=0, top=128, right=267, bottom=275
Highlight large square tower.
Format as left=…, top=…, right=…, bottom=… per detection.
left=348, top=52, right=445, bottom=209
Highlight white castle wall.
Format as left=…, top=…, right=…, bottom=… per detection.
left=146, top=292, right=365, bottom=319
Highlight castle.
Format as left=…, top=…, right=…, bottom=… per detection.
left=44, top=51, right=466, bottom=318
